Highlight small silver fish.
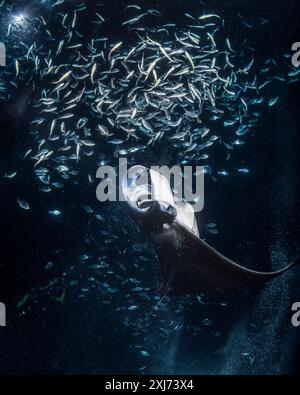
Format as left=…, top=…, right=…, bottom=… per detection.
left=17, top=198, right=30, bottom=210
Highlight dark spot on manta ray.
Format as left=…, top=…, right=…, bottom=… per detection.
left=122, top=166, right=299, bottom=296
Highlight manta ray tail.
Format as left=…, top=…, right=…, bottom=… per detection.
left=261, top=257, right=300, bottom=278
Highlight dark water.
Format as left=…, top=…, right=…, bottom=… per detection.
left=0, top=0, right=299, bottom=374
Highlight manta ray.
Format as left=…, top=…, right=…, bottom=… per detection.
left=122, top=166, right=299, bottom=295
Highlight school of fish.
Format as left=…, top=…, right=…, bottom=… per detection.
left=1, top=0, right=298, bottom=186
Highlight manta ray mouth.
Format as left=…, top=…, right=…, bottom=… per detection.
left=122, top=165, right=153, bottom=212
left=136, top=198, right=153, bottom=210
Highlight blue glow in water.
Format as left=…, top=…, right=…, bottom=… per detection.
left=48, top=210, right=61, bottom=216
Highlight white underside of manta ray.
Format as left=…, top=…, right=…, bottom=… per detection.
left=122, top=166, right=299, bottom=295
